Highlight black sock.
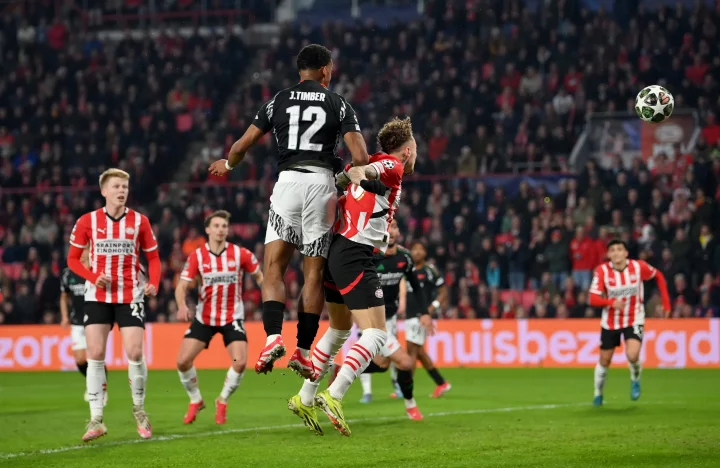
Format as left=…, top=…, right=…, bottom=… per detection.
left=427, top=368, right=445, bottom=386
left=262, top=300, right=285, bottom=336
left=397, top=369, right=414, bottom=400
left=363, top=361, right=389, bottom=374
left=77, top=362, right=88, bottom=377
left=297, top=312, right=320, bottom=350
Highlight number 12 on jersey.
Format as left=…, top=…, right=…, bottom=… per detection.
left=286, top=105, right=326, bottom=151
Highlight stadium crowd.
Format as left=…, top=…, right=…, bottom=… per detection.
left=1, top=0, right=720, bottom=325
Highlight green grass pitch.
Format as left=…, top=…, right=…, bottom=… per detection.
left=0, top=368, right=718, bottom=467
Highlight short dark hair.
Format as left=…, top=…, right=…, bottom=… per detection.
left=377, top=117, right=413, bottom=154
left=606, top=239, right=628, bottom=251
left=296, top=44, right=332, bottom=71
left=410, top=241, right=425, bottom=250
left=204, top=210, right=231, bottom=227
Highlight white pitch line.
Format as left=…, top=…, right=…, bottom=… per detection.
left=0, top=403, right=586, bottom=460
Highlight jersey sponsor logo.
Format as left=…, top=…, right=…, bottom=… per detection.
left=379, top=272, right=404, bottom=286
left=95, top=240, right=135, bottom=256
left=607, top=286, right=637, bottom=298
left=204, top=273, right=239, bottom=286
left=125, top=227, right=135, bottom=235
left=69, top=284, right=85, bottom=296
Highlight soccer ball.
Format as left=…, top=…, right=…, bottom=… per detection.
left=635, top=85, right=674, bottom=123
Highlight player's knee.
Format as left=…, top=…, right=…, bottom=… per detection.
left=86, top=345, right=105, bottom=361
left=232, top=361, right=246, bottom=374
left=396, top=354, right=413, bottom=371
left=362, top=328, right=387, bottom=348
left=76, top=356, right=88, bottom=367
left=626, top=353, right=640, bottom=364
left=125, top=346, right=143, bottom=363
left=177, top=357, right=193, bottom=372
left=599, top=356, right=612, bottom=367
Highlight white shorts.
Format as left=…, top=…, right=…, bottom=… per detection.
left=405, top=317, right=426, bottom=346
left=265, top=169, right=337, bottom=258
left=71, top=325, right=87, bottom=351
left=380, top=315, right=400, bottom=357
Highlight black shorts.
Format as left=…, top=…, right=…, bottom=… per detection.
left=185, top=318, right=247, bottom=348
left=600, top=325, right=644, bottom=350
left=324, top=234, right=385, bottom=310
left=84, top=302, right=146, bottom=328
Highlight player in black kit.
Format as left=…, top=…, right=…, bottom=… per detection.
left=406, top=242, right=452, bottom=398
left=209, top=44, right=370, bottom=378
left=60, top=248, right=107, bottom=404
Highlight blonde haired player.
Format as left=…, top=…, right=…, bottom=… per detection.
left=175, top=210, right=263, bottom=425
left=67, top=168, right=161, bottom=441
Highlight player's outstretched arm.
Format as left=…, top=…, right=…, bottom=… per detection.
left=653, top=270, right=672, bottom=317
left=209, top=124, right=266, bottom=176
left=343, top=131, right=370, bottom=168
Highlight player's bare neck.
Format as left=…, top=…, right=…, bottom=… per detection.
left=299, top=72, right=327, bottom=87
left=386, top=245, right=397, bottom=255
left=611, top=260, right=628, bottom=271
left=415, top=260, right=426, bottom=269
left=105, top=204, right=125, bottom=220
left=208, top=240, right=226, bottom=256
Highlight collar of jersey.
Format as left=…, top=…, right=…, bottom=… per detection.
left=299, top=80, right=328, bottom=88
left=103, top=207, right=128, bottom=222
left=206, top=242, right=227, bottom=257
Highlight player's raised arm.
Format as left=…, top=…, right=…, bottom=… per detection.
left=639, top=260, right=672, bottom=317
left=209, top=121, right=267, bottom=176
left=343, top=129, right=370, bottom=168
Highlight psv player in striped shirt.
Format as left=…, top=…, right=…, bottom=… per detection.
left=175, top=210, right=263, bottom=425
left=67, top=169, right=161, bottom=442
left=588, top=239, right=671, bottom=406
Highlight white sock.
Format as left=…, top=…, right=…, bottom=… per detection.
left=404, top=397, right=417, bottom=409
left=128, top=358, right=148, bottom=407
left=87, top=359, right=106, bottom=421
left=328, top=328, right=387, bottom=400
left=265, top=334, right=281, bottom=346
left=594, top=363, right=608, bottom=397
left=360, top=374, right=372, bottom=395
left=628, top=360, right=642, bottom=382
left=298, top=328, right=351, bottom=406
left=219, top=367, right=244, bottom=401
left=389, top=362, right=398, bottom=383
left=178, top=367, right=203, bottom=403
left=298, top=348, right=310, bottom=358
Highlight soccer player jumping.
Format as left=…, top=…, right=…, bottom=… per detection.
left=67, top=169, right=161, bottom=442
left=588, top=239, right=671, bottom=406
left=209, top=44, right=370, bottom=378
left=288, top=117, right=427, bottom=437
left=175, top=210, right=263, bottom=425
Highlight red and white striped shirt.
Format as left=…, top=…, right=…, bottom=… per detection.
left=70, top=208, right=158, bottom=304
left=335, top=152, right=403, bottom=252
left=590, top=259, right=657, bottom=330
left=180, top=243, right=259, bottom=326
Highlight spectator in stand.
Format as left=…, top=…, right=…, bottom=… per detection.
left=545, top=230, right=569, bottom=289
left=569, top=226, right=596, bottom=290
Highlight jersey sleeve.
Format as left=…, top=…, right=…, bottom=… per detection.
left=429, top=264, right=445, bottom=287
left=638, top=260, right=658, bottom=281
left=138, top=215, right=158, bottom=252
left=69, top=215, right=90, bottom=249
left=403, top=252, right=415, bottom=278
left=339, top=97, right=361, bottom=135
left=253, top=96, right=275, bottom=133
left=180, top=251, right=199, bottom=282
left=370, top=157, right=403, bottom=188
left=589, top=266, right=606, bottom=296
left=239, top=247, right=260, bottom=275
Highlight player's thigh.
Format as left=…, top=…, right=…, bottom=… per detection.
left=224, top=330, right=248, bottom=373
left=84, top=302, right=113, bottom=359
left=299, top=182, right=337, bottom=258
left=178, top=319, right=215, bottom=368
left=266, top=180, right=304, bottom=248
left=117, top=304, right=147, bottom=361
left=327, top=302, right=353, bottom=330
left=405, top=317, right=427, bottom=346
left=623, top=325, right=644, bottom=361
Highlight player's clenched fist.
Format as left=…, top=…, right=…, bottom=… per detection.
left=94, top=274, right=111, bottom=288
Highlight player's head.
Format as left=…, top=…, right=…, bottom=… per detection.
left=296, top=44, right=333, bottom=87
left=378, top=117, right=417, bottom=174
left=204, top=210, right=231, bottom=243
left=606, top=239, right=629, bottom=265
left=99, top=168, right=130, bottom=207
left=410, top=241, right=426, bottom=263
left=388, top=219, right=400, bottom=247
